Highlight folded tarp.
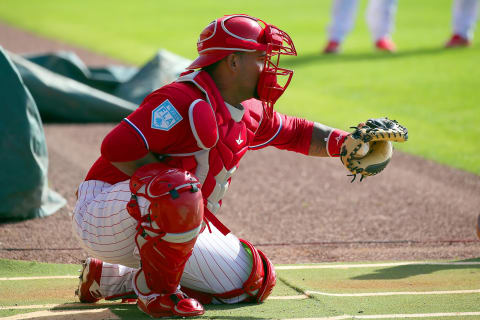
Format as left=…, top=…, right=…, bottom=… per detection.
left=14, top=49, right=191, bottom=122
left=0, top=46, right=66, bottom=221
left=0, top=47, right=190, bottom=221
left=25, top=51, right=138, bottom=94
left=113, top=50, right=191, bottom=105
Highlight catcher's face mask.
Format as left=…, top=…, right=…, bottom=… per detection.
left=187, top=14, right=297, bottom=117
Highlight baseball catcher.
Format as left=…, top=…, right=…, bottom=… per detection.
left=72, top=14, right=409, bottom=319
left=340, top=117, right=408, bottom=182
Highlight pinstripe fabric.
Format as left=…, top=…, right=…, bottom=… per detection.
left=181, top=223, right=252, bottom=303
left=100, top=262, right=136, bottom=297
left=72, top=180, right=253, bottom=303
left=73, top=180, right=144, bottom=268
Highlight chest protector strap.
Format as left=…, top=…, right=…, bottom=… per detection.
left=177, top=70, right=232, bottom=236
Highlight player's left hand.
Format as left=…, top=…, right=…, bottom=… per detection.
left=340, top=117, right=408, bottom=182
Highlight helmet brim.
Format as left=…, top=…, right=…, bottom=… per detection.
left=186, top=51, right=233, bottom=70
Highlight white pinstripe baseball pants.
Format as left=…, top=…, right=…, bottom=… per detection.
left=327, top=0, right=398, bottom=42
left=72, top=180, right=253, bottom=303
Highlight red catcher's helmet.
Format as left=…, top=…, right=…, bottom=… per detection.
left=187, top=14, right=297, bottom=117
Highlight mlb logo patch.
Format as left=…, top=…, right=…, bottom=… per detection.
left=151, top=99, right=183, bottom=131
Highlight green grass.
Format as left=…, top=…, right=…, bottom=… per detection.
left=0, top=259, right=78, bottom=277
left=1, top=259, right=480, bottom=319
left=0, top=0, right=479, bottom=174
left=280, top=264, right=480, bottom=293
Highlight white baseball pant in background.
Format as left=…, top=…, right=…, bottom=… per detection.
left=327, top=0, right=398, bottom=42
left=452, top=0, right=479, bottom=39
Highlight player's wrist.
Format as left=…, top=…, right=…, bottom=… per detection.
left=326, top=129, right=349, bottom=157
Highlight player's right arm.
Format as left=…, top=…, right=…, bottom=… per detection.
left=101, top=86, right=193, bottom=177
left=100, top=119, right=160, bottom=177
left=110, top=152, right=160, bottom=177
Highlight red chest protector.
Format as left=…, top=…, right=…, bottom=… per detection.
left=136, top=71, right=277, bottom=303
left=164, top=71, right=263, bottom=235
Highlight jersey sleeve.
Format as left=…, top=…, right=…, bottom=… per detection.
left=102, top=85, right=197, bottom=162
left=250, top=110, right=314, bottom=155
left=101, top=121, right=149, bottom=162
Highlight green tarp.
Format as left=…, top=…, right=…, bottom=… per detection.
left=17, top=49, right=191, bottom=122
left=0, top=46, right=65, bottom=221
left=0, top=46, right=191, bottom=221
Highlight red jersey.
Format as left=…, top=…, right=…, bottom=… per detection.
left=85, top=70, right=313, bottom=233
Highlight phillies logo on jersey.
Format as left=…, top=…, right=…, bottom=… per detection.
left=151, top=99, right=183, bottom=131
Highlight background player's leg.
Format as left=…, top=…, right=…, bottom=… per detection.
left=452, top=0, right=479, bottom=39
left=323, top=0, right=360, bottom=53
left=366, top=0, right=398, bottom=51
left=328, top=0, right=359, bottom=42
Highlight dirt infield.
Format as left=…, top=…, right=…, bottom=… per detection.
left=1, top=20, right=479, bottom=265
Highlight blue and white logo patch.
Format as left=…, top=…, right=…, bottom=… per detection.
left=151, top=99, right=183, bottom=131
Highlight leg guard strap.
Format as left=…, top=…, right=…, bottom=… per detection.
left=136, top=230, right=197, bottom=293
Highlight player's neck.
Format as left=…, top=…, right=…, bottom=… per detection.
left=208, top=66, right=249, bottom=107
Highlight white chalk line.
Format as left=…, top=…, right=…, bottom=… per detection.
left=284, top=312, right=480, bottom=319
left=306, top=288, right=480, bottom=297
left=1, top=261, right=478, bottom=318
left=1, top=261, right=478, bottom=281
left=276, top=261, right=480, bottom=270
left=0, top=275, right=78, bottom=281
left=270, top=288, right=480, bottom=300
left=0, top=308, right=119, bottom=320
left=0, top=297, right=311, bottom=310
left=269, top=294, right=310, bottom=300
left=3, top=305, right=480, bottom=320
left=0, top=302, right=128, bottom=310
left=2, top=286, right=478, bottom=311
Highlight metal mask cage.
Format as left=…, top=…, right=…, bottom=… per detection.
left=265, top=24, right=297, bottom=57
left=259, top=25, right=297, bottom=118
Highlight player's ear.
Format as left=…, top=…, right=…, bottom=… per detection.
left=225, top=53, right=240, bottom=72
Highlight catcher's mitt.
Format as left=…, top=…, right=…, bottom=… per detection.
left=340, top=117, right=408, bottom=182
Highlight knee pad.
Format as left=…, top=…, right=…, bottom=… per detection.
left=128, top=162, right=204, bottom=234
left=127, top=163, right=204, bottom=293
